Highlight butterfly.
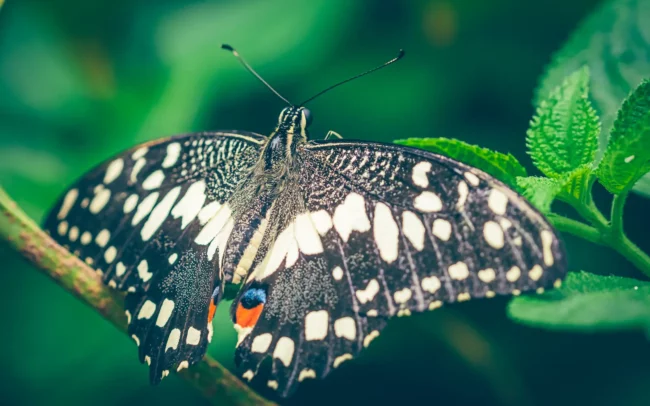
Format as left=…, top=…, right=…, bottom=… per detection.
left=44, top=45, right=566, bottom=398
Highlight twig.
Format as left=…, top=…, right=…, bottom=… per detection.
left=0, top=186, right=275, bottom=406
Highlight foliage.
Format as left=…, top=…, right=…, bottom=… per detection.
left=399, top=66, right=650, bottom=334
left=508, top=271, right=650, bottom=332
left=537, top=0, right=650, bottom=197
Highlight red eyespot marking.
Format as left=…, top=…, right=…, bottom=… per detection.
left=208, top=300, right=217, bottom=322
left=235, top=302, right=264, bottom=329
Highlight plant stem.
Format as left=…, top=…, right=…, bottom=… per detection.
left=556, top=187, right=650, bottom=279
left=608, top=233, right=650, bottom=279
left=610, top=192, right=628, bottom=237
left=0, top=187, right=274, bottom=406
left=547, top=214, right=603, bottom=246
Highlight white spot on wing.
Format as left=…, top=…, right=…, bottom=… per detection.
left=414, top=191, right=442, bottom=212
left=432, top=218, right=452, bottom=241
left=198, top=201, right=221, bottom=225
left=68, top=226, right=79, bottom=242
left=123, top=194, right=139, bottom=213
left=195, top=204, right=232, bottom=244
left=156, top=298, right=175, bottom=327
left=137, top=260, right=152, bottom=282
left=483, top=221, right=504, bottom=249
left=332, top=266, right=344, bottom=280
left=186, top=327, right=201, bottom=345
left=251, top=333, right=273, bottom=353
left=402, top=211, right=425, bottom=251
left=529, top=265, right=543, bottom=281
left=166, top=328, right=181, bottom=351
left=162, top=142, right=181, bottom=168
left=506, top=266, right=521, bottom=282
left=333, top=354, right=352, bottom=368
left=305, top=310, right=329, bottom=341
left=478, top=268, right=496, bottom=283
left=89, top=186, right=111, bottom=214
left=355, top=279, right=380, bottom=304
left=364, top=330, right=380, bottom=347
left=168, top=253, right=178, bottom=264
left=104, top=246, right=117, bottom=264
left=448, top=261, right=469, bottom=280
left=488, top=189, right=508, bottom=215
left=393, top=288, right=412, bottom=304
left=412, top=161, right=432, bottom=188
left=80, top=231, right=92, bottom=245
left=421, top=276, right=441, bottom=293
left=273, top=336, right=295, bottom=367
left=541, top=230, right=554, bottom=266
left=104, top=158, right=124, bottom=184
left=373, top=203, right=399, bottom=263
left=295, top=212, right=324, bottom=255
left=142, top=170, right=165, bottom=190
left=298, top=369, right=316, bottom=382
left=464, top=172, right=480, bottom=186
left=57, top=221, right=68, bottom=236
left=334, top=317, right=357, bottom=340
left=171, top=180, right=206, bottom=229
left=95, top=229, right=110, bottom=247
left=138, top=300, right=156, bottom=319
left=259, top=222, right=299, bottom=280
left=310, top=209, right=333, bottom=236
left=130, top=157, right=146, bottom=183
left=115, top=262, right=126, bottom=277
left=132, top=192, right=159, bottom=225
left=177, top=360, right=189, bottom=371
left=333, top=192, right=371, bottom=242
left=132, top=147, right=148, bottom=160
left=456, top=181, right=469, bottom=210
left=141, top=187, right=181, bottom=241
left=57, top=189, right=78, bottom=219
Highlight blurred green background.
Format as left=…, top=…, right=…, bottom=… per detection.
left=2, top=0, right=650, bottom=405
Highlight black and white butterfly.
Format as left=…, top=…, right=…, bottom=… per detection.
left=44, top=46, right=566, bottom=398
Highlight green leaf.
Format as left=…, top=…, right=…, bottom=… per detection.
left=536, top=0, right=650, bottom=196
left=558, top=164, right=595, bottom=205
left=526, top=67, right=600, bottom=178
left=395, top=137, right=526, bottom=189
left=597, top=80, right=650, bottom=194
left=507, top=271, right=650, bottom=332
left=516, top=176, right=562, bottom=213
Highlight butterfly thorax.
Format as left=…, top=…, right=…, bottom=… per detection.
left=260, top=106, right=311, bottom=173
left=219, top=107, right=312, bottom=284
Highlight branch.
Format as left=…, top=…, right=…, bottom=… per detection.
left=0, top=186, right=275, bottom=406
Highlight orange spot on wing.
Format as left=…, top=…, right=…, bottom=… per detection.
left=208, top=301, right=217, bottom=322
left=236, top=303, right=264, bottom=329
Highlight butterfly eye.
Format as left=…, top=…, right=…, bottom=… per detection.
left=302, top=108, right=313, bottom=127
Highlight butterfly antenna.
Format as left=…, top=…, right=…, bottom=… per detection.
left=299, top=49, right=404, bottom=106
left=221, top=44, right=293, bottom=106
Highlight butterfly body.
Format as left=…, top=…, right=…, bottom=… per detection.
left=45, top=103, right=566, bottom=397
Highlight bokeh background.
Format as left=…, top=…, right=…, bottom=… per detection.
left=2, top=0, right=650, bottom=405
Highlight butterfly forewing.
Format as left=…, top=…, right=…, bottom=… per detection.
left=231, top=140, right=565, bottom=396
left=44, top=131, right=265, bottom=382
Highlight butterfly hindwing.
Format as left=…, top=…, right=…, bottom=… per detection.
left=44, top=131, right=265, bottom=382
left=231, top=140, right=565, bottom=397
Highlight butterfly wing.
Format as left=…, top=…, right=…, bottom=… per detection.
left=231, top=140, right=566, bottom=397
left=44, top=131, right=265, bottom=382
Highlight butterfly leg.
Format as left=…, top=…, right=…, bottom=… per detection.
left=324, top=130, right=343, bottom=140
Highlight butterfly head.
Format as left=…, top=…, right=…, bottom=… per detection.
left=277, top=106, right=313, bottom=136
